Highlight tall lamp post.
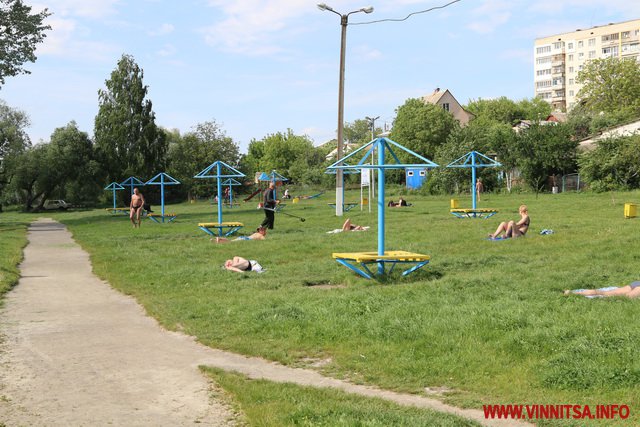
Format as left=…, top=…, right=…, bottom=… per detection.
left=318, top=3, right=374, bottom=216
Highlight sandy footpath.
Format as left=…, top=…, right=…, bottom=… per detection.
left=0, top=218, right=530, bottom=427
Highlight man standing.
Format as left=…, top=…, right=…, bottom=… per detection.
left=130, top=187, right=145, bottom=228
left=260, top=182, right=278, bottom=230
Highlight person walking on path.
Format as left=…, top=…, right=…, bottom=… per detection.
left=260, top=182, right=279, bottom=230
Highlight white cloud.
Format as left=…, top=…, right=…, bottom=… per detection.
left=148, top=23, right=175, bottom=37
left=354, top=45, right=382, bottom=61
left=33, top=0, right=121, bottom=19
left=37, top=16, right=119, bottom=61
left=157, top=44, right=177, bottom=57
left=202, top=0, right=313, bottom=55
left=466, top=0, right=512, bottom=34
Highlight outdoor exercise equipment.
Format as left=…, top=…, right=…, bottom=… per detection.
left=194, top=161, right=246, bottom=237
left=145, top=172, right=180, bottom=223
left=447, top=151, right=501, bottom=219
left=120, top=176, right=146, bottom=196
left=257, top=170, right=289, bottom=199
left=104, top=182, right=126, bottom=214
left=325, top=168, right=361, bottom=212
left=327, top=137, right=438, bottom=279
left=221, top=177, right=242, bottom=208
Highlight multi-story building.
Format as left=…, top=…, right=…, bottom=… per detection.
left=534, top=19, right=640, bottom=111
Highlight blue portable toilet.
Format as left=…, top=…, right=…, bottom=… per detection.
left=406, top=167, right=427, bottom=189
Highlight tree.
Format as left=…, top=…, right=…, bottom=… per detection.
left=390, top=98, right=458, bottom=160
left=512, top=123, right=577, bottom=194
left=0, top=0, right=51, bottom=86
left=576, top=57, right=640, bottom=116
left=579, top=135, right=640, bottom=192
left=94, top=54, right=167, bottom=182
left=0, top=99, right=30, bottom=210
left=166, top=121, right=241, bottom=199
left=465, top=97, right=551, bottom=125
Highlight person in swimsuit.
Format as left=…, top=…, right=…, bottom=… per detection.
left=342, top=218, right=367, bottom=231
left=130, top=187, right=146, bottom=228
left=215, top=227, right=266, bottom=243
left=489, top=205, right=530, bottom=239
left=565, top=281, right=640, bottom=299
left=224, top=256, right=264, bottom=273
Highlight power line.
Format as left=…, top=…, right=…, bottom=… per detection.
left=350, top=0, right=463, bottom=26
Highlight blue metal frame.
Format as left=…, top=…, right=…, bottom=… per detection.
left=221, top=178, right=242, bottom=208
left=257, top=170, right=289, bottom=199
left=145, top=172, right=181, bottom=223
left=194, top=161, right=245, bottom=236
left=104, top=182, right=125, bottom=212
left=119, top=176, right=146, bottom=196
left=327, top=202, right=358, bottom=212
left=446, top=151, right=501, bottom=211
left=334, top=257, right=430, bottom=280
left=198, top=224, right=244, bottom=237
left=327, top=137, right=438, bottom=279
left=450, top=210, right=498, bottom=219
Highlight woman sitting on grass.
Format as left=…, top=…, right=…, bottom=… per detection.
left=489, top=204, right=530, bottom=239
left=224, top=256, right=265, bottom=273
left=565, top=281, right=640, bottom=298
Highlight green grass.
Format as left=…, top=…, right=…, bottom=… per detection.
left=202, top=367, right=480, bottom=426
left=9, top=190, right=640, bottom=425
left=0, top=211, right=31, bottom=298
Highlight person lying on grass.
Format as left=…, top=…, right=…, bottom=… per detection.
left=489, top=204, right=530, bottom=239
left=224, top=256, right=265, bottom=273
left=215, top=227, right=266, bottom=243
left=564, top=281, right=640, bottom=298
left=342, top=218, right=368, bottom=232
left=387, top=196, right=409, bottom=207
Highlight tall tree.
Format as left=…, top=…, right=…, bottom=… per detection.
left=390, top=98, right=458, bottom=160
left=0, top=99, right=30, bottom=210
left=465, top=97, right=551, bottom=125
left=94, top=54, right=167, bottom=182
left=0, top=0, right=51, bottom=86
left=576, top=57, right=640, bottom=116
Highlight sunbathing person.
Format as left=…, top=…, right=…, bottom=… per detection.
left=388, top=196, right=408, bottom=207
left=489, top=204, right=530, bottom=239
left=342, top=218, right=368, bottom=232
left=215, top=227, right=266, bottom=243
left=224, top=256, right=265, bottom=273
left=564, top=281, right=640, bottom=299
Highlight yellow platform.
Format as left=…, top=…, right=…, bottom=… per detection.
left=332, top=250, right=430, bottom=262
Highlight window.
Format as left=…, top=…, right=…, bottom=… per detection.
left=578, top=52, right=584, bottom=59
left=588, top=38, right=596, bottom=47
left=602, top=33, right=619, bottom=42
left=622, top=31, right=630, bottom=39
left=568, top=54, right=574, bottom=61
left=569, top=66, right=574, bottom=73
left=602, top=46, right=619, bottom=57
left=536, top=46, right=551, bottom=54
left=552, top=78, right=563, bottom=86
left=589, top=50, right=596, bottom=58
left=553, top=42, right=563, bottom=49
left=578, top=40, right=583, bottom=48
left=537, top=69, right=552, bottom=76
left=536, top=80, right=552, bottom=88
left=419, top=170, right=426, bottom=177
left=536, top=57, right=551, bottom=64
left=568, top=78, right=574, bottom=85
left=622, top=43, right=639, bottom=53
left=442, top=103, right=450, bottom=112
left=555, top=90, right=565, bottom=97
left=569, top=90, right=574, bottom=97
left=568, top=42, right=574, bottom=49
left=407, top=171, right=414, bottom=177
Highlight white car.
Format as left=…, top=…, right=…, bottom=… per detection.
left=43, top=200, right=70, bottom=210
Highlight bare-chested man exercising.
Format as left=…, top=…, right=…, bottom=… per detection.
left=130, top=187, right=145, bottom=228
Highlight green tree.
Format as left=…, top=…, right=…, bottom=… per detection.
left=0, top=0, right=51, bottom=86
left=166, top=121, right=241, bottom=199
left=0, top=99, right=30, bottom=209
left=576, top=57, right=640, bottom=116
left=94, top=54, right=167, bottom=182
left=9, top=144, right=45, bottom=210
left=465, top=96, right=551, bottom=125
left=390, top=98, right=458, bottom=160
left=513, top=123, right=577, bottom=194
left=579, top=135, right=640, bottom=192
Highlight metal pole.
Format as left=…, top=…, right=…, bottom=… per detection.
left=377, top=138, right=385, bottom=275
left=229, top=184, right=233, bottom=208
left=471, top=152, right=477, bottom=210
left=216, top=163, right=223, bottom=224
left=112, top=189, right=117, bottom=210
left=335, top=14, right=348, bottom=217
left=161, top=174, right=166, bottom=219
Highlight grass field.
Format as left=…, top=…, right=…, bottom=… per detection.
left=3, top=189, right=640, bottom=425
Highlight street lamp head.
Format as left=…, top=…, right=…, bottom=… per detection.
left=361, top=6, right=374, bottom=13
left=317, top=3, right=333, bottom=12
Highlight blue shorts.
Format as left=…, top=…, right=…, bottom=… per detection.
left=630, top=281, right=640, bottom=290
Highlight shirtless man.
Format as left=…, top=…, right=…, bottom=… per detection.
left=215, top=227, right=266, bottom=243
left=130, top=187, right=145, bottom=228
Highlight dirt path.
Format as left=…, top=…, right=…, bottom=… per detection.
left=0, top=218, right=531, bottom=427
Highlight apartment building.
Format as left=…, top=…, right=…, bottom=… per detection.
left=534, top=19, right=640, bottom=111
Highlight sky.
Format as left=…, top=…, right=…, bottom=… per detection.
left=3, top=0, right=640, bottom=153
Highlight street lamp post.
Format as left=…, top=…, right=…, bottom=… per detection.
left=318, top=3, right=374, bottom=216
